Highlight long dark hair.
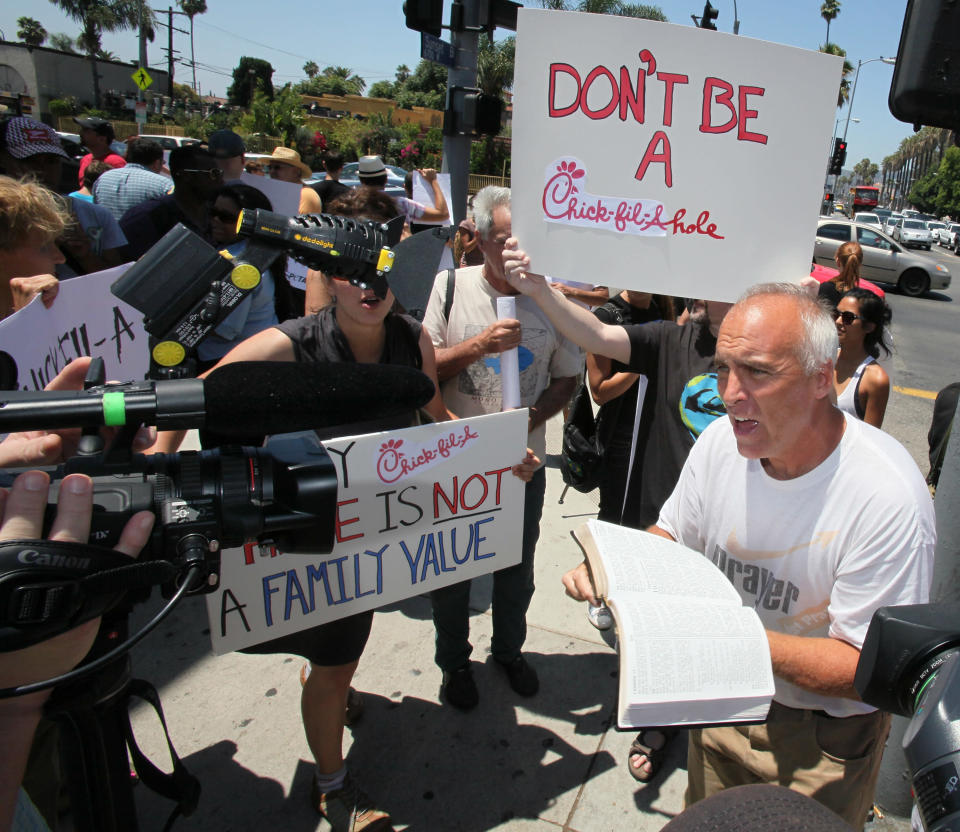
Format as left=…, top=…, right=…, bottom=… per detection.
left=213, top=184, right=296, bottom=322
left=842, top=288, right=891, bottom=358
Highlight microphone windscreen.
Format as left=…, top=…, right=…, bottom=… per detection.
left=202, top=361, right=435, bottom=437
left=660, top=785, right=854, bottom=832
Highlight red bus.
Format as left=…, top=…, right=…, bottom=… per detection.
left=850, top=185, right=880, bottom=215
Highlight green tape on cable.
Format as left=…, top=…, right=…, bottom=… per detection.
left=101, top=391, right=126, bottom=426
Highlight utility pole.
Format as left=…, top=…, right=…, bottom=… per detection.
left=167, top=7, right=174, bottom=97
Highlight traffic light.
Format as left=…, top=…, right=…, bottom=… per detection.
left=829, top=138, right=847, bottom=176
left=404, top=0, right=442, bottom=37
left=444, top=87, right=503, bottom=137
left=700, top=2, right=719, bottom=29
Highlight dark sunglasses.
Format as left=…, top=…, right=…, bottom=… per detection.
left=181, top=167, right=223, bottom=180
left=210, top=207, right=240, bottom=223
left=835, top=310, right=862, bottom=326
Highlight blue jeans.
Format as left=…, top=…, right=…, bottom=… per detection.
left=430, top=467, right=546, bottom=671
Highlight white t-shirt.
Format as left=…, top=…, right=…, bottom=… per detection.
left=658, top=412, right=935, bottom=717
left=422, top=265, right=582, bottom=465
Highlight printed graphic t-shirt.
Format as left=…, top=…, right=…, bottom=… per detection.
left=422, top=265, right=582, bottom=466
left=657, top=413, right=935, bottom=716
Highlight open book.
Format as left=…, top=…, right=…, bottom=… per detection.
left=573, top=519, right=775, bottom=729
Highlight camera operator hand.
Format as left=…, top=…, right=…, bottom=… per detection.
left=0, top=470, right=153, bottom=830
left=0, top=357, right=156, bottom=468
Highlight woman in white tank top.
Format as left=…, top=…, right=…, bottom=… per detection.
left=833, top=288, right=892, bottom=427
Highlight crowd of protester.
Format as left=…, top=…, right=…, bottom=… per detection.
left=0, top=112, right=941, bottom=832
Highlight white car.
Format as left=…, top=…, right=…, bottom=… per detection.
left=938, top=222, right=960, bottom=247
left=884, top=214, right=903, bottom=235
left=926, top=220, right=947, bottom=240
left=894, top=218, right=934, bottom=250
left=135, top=134, right=202, bottom=150
left=853, top=212, right=882, bottom=229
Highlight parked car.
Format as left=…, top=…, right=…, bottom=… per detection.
left=853, top=212, right=882, bottom=229
left=814, top=218, right=951, bottom=296
left=810, top=263, right=885, bottom=299
left=136, top=134, right=202, bottom=150
left=327, top=161, right=408, bottom=198
left=936, top=223, right=960, bottom=247
left=894, top=218, right=934, bottom=250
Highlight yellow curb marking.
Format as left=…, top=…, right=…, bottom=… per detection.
left=894, top=386, right=938, bottom=400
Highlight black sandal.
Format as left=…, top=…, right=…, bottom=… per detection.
left=627, top=728, right=677, bottom=782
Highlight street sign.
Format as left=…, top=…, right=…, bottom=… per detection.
left=421, top=32, right=455, bottom=68
left=132, top=67, right=153, bottom=91
left=135, top=101, right=147, bottom=125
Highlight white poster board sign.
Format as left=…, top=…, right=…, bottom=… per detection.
left=511, top=10, right=843, bottom=301
left=0, top=264, right=148, bottom=389
left=411, top=171, right=453, bottom=226
left=239, top=173, right=309, bottom=290
left=207, top=410, right=527, bottom=654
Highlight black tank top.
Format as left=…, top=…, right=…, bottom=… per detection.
left=274, top=306, right=424, bottom=440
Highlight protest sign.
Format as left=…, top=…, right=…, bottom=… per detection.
left=0, top=264, right=148, bottom=389
left=239, top=172, right=309, bottom=290
left=511, top=10, right=843, bottom=301
left=206, top=410, right=527, bottom=654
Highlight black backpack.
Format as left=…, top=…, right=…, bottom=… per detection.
left=559, top=300, right=628, bottom=493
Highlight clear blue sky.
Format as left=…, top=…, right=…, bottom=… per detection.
left=5, top=0, right=912, bottom=168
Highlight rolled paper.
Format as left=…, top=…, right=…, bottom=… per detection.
left=496, top=296, right=521, bottom=410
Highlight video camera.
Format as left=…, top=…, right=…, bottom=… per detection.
left=855, top=603, right=960, bottom=832
left=111, top=210, right=404, bottom=376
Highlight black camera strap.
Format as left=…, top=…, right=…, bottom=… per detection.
left=123, top=677, right=202, bottom=830
left=0, top=539, right=178, bottom=651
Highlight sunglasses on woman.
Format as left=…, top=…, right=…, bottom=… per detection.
left=835, top=310, right=862, bottom=326
left=210, top=207, right=240, bottom=223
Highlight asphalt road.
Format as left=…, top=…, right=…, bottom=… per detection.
left=874, top=241, right=957, bottom=472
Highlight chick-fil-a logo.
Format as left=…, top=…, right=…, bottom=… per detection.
left=376, top=425, right=480, bottom=484
left=542, top=157, right=723, bottom=240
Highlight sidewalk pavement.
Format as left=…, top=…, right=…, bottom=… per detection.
left=126, top=413, right=914, bottom=832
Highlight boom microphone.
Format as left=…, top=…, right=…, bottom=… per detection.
left=0, top=362, right=435, bottom=436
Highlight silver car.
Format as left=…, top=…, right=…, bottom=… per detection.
left=894, top=218, right=934, bottom=249
left=814, top=218, right=951, bottom=296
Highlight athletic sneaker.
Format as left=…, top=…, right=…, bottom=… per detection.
left=587, top=602, right=613, bottom=631
left=312, top=772, right=392, bottom=831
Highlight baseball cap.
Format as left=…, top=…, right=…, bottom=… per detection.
left=207, top=129, right=246, bottom=159
left=73, top=116, right=115, bottom=141
left=3, top=117, right=69, bottom=160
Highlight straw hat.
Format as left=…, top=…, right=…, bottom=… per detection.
left=268, top=146, right=312, bottom=178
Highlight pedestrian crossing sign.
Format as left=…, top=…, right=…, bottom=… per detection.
left=132, top=68, right=153, bottom=91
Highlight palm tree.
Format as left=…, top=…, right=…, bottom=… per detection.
left=17, top=16, right=47, bottom=47
left=49, top=0, right=156, bottom=107
left=49, top=32, right=78, bottom=53
left=303, top=60, right=319, bottom=79
left=819, top=43, right=853, bottom=108
left=322, top=66, right=365, bottom=95
left=178, top=0, right=206, bottom=94
left=821, top=0, right=841, bottom=46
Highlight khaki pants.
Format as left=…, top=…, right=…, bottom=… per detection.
left=685, top=702, right=891, bottom=829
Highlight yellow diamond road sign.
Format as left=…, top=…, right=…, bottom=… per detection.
left=132, top=67, right=153, bottom=91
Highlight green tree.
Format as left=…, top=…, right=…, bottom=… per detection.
left=395, top=60, right=448, bottom=110
left=395, top=64, right=411, bottom=84
left=819, top=43, right=854, bottom=108
left=178, top=0, right=207, bottom=94
left=852, top=158, right=879, bottom=185
left=49, top=32, right=78, bottom=52
left=228, top=56, right=274, bottom=107
left=909, top=169, right=938, bottom=214
left=303, top=61, right=319, bottom=79
left=17, top=17, right=47, bottom=46
left=49, top=0, right=156, bottom=107
left=821, top=0, right=841, bottom=46
left=538, top=0, right=666, bottom=19
left=368, top=80, right=395, bottom=99
left=239, top=83, right=305, bottom=147
left=934, top=147, right=960, bottom=217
